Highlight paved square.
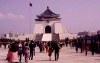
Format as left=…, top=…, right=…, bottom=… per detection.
left=0, top=46, right=100, bottom=63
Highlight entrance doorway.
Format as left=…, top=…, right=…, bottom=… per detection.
left=45, top=25, right=51, bottom=33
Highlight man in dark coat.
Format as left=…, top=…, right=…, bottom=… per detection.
left=74, top=38, right=79, bottom=53
left=29, top=40, right=36, bottom=60
left=52, top=41, right=60, bottom=61
left=65, top=38, right=69, bottom=47
left=90, top=35, right=97, bottom=55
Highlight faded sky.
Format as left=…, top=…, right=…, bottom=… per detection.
left=0, top=0, right=100, bottom=34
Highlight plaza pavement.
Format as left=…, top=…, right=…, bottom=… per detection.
left=0, top=46, right=100, bottom=63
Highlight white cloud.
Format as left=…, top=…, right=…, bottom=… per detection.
left=7, top=13, right=24, bottom=19
left=0, top=12, right=25, bottom=20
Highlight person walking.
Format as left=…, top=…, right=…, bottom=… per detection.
left=90, top=35, right=97, bottom=55
left=39, top=42, right=43, bottom=53
left=29, top=41, right=36, bottom=60
left=7, top=42, right=19, bottom=63
left=84, top=35, right=89, bottom=56
left=18, top=42, right=23, bottom=63
left=74, top=38, right=79, bottom=53
left=45, top=42, right=49, bottom=53
left=47, top=41, right=53, bottom=61
left=32, top=41, right=36, bottom=56
left=65, top=38, right=69, bottom=47
left=24, top=43, right=29, bottom=63
left=52, top=41, right=60, bottom=61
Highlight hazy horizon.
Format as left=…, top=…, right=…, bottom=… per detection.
left=0, top=0, right=100, bottom=34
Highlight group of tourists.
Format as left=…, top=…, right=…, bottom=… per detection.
left=5, top=40, right=61, bottom=63
left=0, top=42, right=8, bottom=49
left=0, top=33, right=99, bottom=63
left=47, top=41, right=61, bottom=61
left=6, top=41, right=31, bottom=63
left=0, top=38, right=13, bottom=49
left=67, top=33, right=100, bottom=56
left=3, top=33, right=100, bottom=63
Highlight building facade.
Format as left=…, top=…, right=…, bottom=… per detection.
left=33, top=6, right=69, bottom=41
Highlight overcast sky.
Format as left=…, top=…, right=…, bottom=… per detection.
left=0, top=0, right=100, bottom=34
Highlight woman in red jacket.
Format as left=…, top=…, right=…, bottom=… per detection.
left=7, top=42, right=19, bottom=63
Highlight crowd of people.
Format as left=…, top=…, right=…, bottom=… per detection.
left=67, top=33, right=100, bottom=56
left=0, top=33, right=100, bottom=63
left=5, top=40, right=61, bottom=63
